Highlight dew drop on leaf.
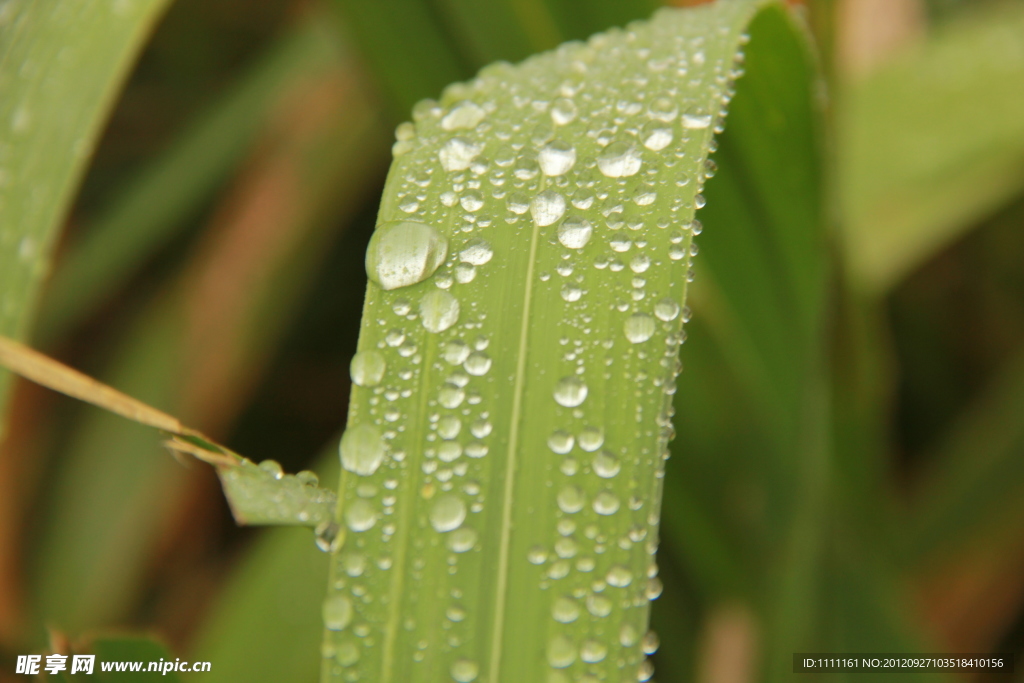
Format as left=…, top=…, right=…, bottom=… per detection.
left=538, top=140, right=577, bottom=176
left=439, top=137, right=483, bottom=171
left=624, top=312, right=656, bottom=343
left=345, top=498, right=377, bottom=532
left=450, top=658, right=480, bottom=682
left=420, top=290, right=460, bottom=333
left=531, top=190, right=566, bottom=226
left=459, top=239, right=493, bottom=265
left=553, top=376, right=588, bottom=407
left=441, top=101, right=486, bottom=131
left=350, top=350, right=386, bottom=387
left=339, top=424, right=386, bottom=476
left=365, top=221, right=448, bottom=290
left=547, top=635, right=576, bottom=668
left=430, top=494, right=467, bottom=532
left=322, top=594, right=353, bottom=631
left=557, top=217, right=593, bottom=249
left=597, top=140, right=642, bottom=178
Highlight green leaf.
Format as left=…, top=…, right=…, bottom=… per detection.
left=0, top=0, right=172, bottom=439
left=218, top=458, right=337, bottom=528
left=839, top=1, right=1024, bottom=293
left=91, top=637, right=181, bottom=682
left=322, top=2, right=820, bottom=681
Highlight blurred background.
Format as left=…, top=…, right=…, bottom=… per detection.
left=1, top=0, right=1024, bottom=680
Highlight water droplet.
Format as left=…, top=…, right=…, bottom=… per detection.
left=507, top=192, right=530, bottom=214
left=593, top=490, right=620, bottom=515
left=339, top=424, right=386, bottom=476
left=259, top=459, right=284, bottom=479
left=460, top=191, right=484, bottom=212
left=586, top=594, right=612, bottom=617
left=459, top=239, right=493, bottom=265
left=538, top=140, right=577, bottom=176
left=531, top=190, right=566, bottom=226
left=597, top=141, right=642, bottom=178
left=580, top=639, right=607, bottom=663
left=450, top=658, right=479, bottom=682
left=578, top=426, right=604, bottom=452
left=350, top=350, right=386, bottom=387
left=553, top=376, right=588, bottom=407
left=547, top=635, right=576, bottom=668
left=528, top=545, right=549, bottom=564
left=464, top=352, right=492, bottom=376
left=439, top=383, right=466, bottom=409
left=438, top=441, right=462, bottom=462
left=551, top=98, right=577, bottom=125
left=322, top=594, right=353, bottom=631
left=648, top=96, right=678, bottom=122
left=420, top=290, right=460, bottom=333
left=314, top=520, right=342, bottom=553
left=593, top=450, right=621, bottom=478
left=455, top=264, right=476, bottom=283
left=366, top=221, right=448, bottom=290
left=646, top=576, right=664, bottom=600
left=654, top=298, right=680, bottom=321
left=443, top=340, right=470, bottom=365
left=606, top=565, right=633, bottom=587
left=630, top=255, right=651, bottom=273
left=441, top=101, right=486, bottom=130
left=682, top=110, right=712, bottom=129
left=561, top=286, right=582, bottom=303
left=620, top=623, right=639, bottom=647
left=430, top=494, right=467, bottom=532
left=448, top=527, right=478, bottom=553
left=438, top=416, right=462, bottom=439
left=560, top=457, right=578, bottom=476
left=557, top=485, right=585, bottom=514
left=557, top=217, right=593, bottom=249
left=548, top=430, right=574, bottom=454
left=624, top=313, right=656, bottom=343
left=641, top=630, right=660, bottom=654
left=641, top=122, right=673, bottom=151
left=552, top=596, right=580, bottom=623
left=440, top=137, right=483, bottom=171
left=345, top=499, right=377, bottom=531
left=447, top=605, right=467, bottom=622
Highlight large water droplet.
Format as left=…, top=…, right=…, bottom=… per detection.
left=606, top=565, right=633, bottom=587
left=441, top=101, right=486, bottom=130
left=586, top=594, right=612, bottom=617
left=580, top=639, right=608, bottom=663
left=578, top=426, right=604, bottom=452
left=366, top=221, right=448, bottom=290
left=557, top=217, right=593, bottom=249
left=593, top=490, right=620, bottom=515
left=682, top=110, right=712, bottom=129
left=641, top=121, right=673, bottom=151
left=323, top=594, right=353, bottom=631
left=624, top=313, right=656, bottom=343
left=547, top=635, right=576, bottom=668
left=593, top=449, right=621, bottom=478
left=538, top=140, right=577, bottom=176
left=339, top=424, right=385, bottom=476
left=420, top=290, right=460, bottom=333
left=548, top=430, right=575, bottom=454
left=550, top=98, right=577, bottom=126
left=448, top=527, right=478, bottom=553
left=439, top=137, right=483, bottom=171
left=350, top=350, right=386, bottom=387
left=464, top=351, right=492, bottom=376
left=459, top=239, right=493, bottom=265
left=443, top=340, right=471, bottom=365
left=438, top=415, right=462, bottom=439
left=531, top=190, right=566, bottom=226
left=597, top=141, right=642, bottom=178
left=439, top=383, right=466, bottom=409
left=553, top=376, right=588, bottom=407
left=450, top=658, right=480, bottom=682
left=430, top=494, right=467, bottom=532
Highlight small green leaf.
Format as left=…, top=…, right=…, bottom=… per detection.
left=218, top=458, right=337, bottom=528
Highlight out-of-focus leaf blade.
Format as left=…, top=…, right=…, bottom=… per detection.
left=0, top=0, right=171, bottom=429
left=36, top=17, right=346, bottom=346
left=839, top=1, right=1024, bottom=293
left=92, top=637, right=181, bottom=682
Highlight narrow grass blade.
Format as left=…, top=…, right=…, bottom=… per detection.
left=839, top=1, right=1024, bottom=293
left=36, top=17, right=346, bottom=346
left=322, top=3, right=818, bottom=682
left=0, top=0, right=172, bottom=418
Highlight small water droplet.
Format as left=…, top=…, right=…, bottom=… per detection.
left=593, top=450, right=621, bottom=478
left=597, top=141, right=642, bottom=178
left=460, top=191, right=484, bottom=212
left=586, top=594, right=612, bottom=617
left=440, top=138, right=483, bottom=171
left=450, top=658, right=479, bottom=682
left=448, top=527, right=478, bottom=553
left=547, top=635, right=576, bottom=668
left=339, top=424, right=386, bottom=476
left=259, top=459, right=284, bottom=479
left=557, top=217, right=593, bottom=249
left=439, top=383, right=466, bottom=409
left=420, top=290, right=460, bottom=333
left=593, top=490, right=620, bottom=515
left=620, top=623, right=639, bottom=647
left=682, top=109, right=712, bottom=129
left=441, top=101, right=486, bottom=130
left=606, top=565, right=633, bottom=587
left=507, top=192, right=530, bottom=214
left=550, top=98, right=577, bottom=125
left=552, top=596, right=580, bottom=623
left=314, top=520, right=342, bottom=553
left=624, top=313, right=656, bottom=343
left=366, top=221, right=448, bottom=290
left=531, top=190, right=566, bottom=227
left=553, top=376, right=588, bottom=407
left=578, top=426, right=604, bottom=452
left=430, top=494, right=467, bottom=532
left=654, top=298, right=680, bottom=321
left=528, top=545, right=549, bottom=564
left=350, top=350, right=386, bottom=387
left=443, top=340, right=470, bottom=365
left=641, top=630, right=660, bottom=654
left=322, top=594, right=353, bottom=631
left=538, top=140, right=577, bottom=176
left=548, top=430, right=575, bottom=454
left=345, top=499, right=377, bottom=531
left=464, top=351, right=492, bottom=376
left=459, top=239, right=493, bottom=265
left=438, top=416, right=462, bottom=439
left=580, top=639, right=608, bottom=663
left=561, top=285, right=582, bottom=303
left=557, top=485, right=585, bottom=514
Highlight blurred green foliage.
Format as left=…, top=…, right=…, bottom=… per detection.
left=1, top=0, right=1023, bottom=681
